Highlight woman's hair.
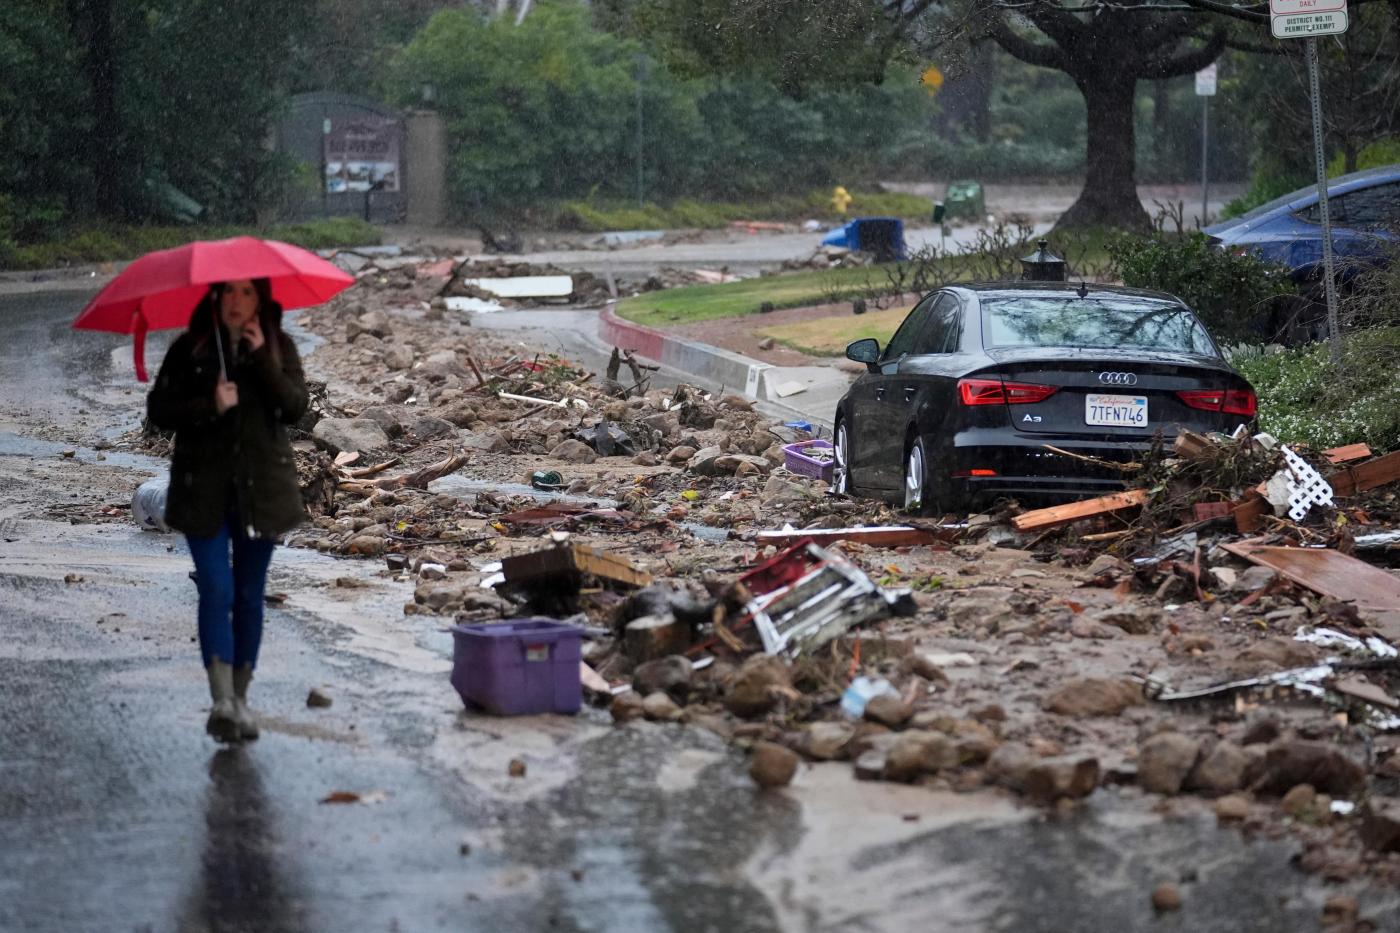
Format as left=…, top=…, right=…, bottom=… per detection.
left=188, top=278, right=284, bottom=368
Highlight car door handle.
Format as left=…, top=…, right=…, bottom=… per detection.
left=874, top=386, right=886, bottom=400
left=903, top=387, right=916, bottom=403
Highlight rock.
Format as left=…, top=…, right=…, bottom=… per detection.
left=624, top=614, right=692, bottom=663
left=610, top=692, right=645, bottom=723
left=418, top=562, right=448, bottom=581
left=971, top=704, right=1007, bottom=724
left=347, top=310, right=391, bottom=341
left=1248, top=740, right=1366, bottom=796
left=383, top=344, right=415, bottom=370
left=408, top=415, right=456, bottom=439
left=1070, top=618, right=1122, bottom=640
left=1233, top=565, right=1277, bottom=593
left=986, top=742, right=1035, bottom=792
left=1231, top=639, right=1316, bottom=673
left=864, top=694, right=914, bottom=728
left=805, top=722, right=856, bottom=761
left=344, top=534, right=386, bottom=557
left=1138, top=732, right=1201, bottom=795
left=1322, top=895, right=1360, bottom=926
left=358, top=405, right=405, bottom=438
left=1210, top=567, right=1238, bottom=589
left=1281, top=783, right=1317, bottom=818
left=550, top=439, right=598, bottom=464
left=715, top=453, right=771, bottom=475
left=419, top=349, right=463, bottom=377
left=853, top=749, right=888, bottom=781
left=724, top=655, right=794, bottom=718
left=306, top=688, right=333, bottom=709
left=956, top=732, right=999, bottom=766
left=667, top=445, right=698, bottom=463
left=1084, top=554, right=1130, bottom=577
left=1187, top=741, right=1250, bottom=796
left=687, top=446, right=724, bottom=475
left=641, top=692, right=682, bottom=722
left=1355, top=790, right=1400, bottom=840
left=1089, top=604, right=1161, bottom=635
left=462, top=431, right=510, bottom=453
left=1042, top=678, right=1143, bottom=717
left=884, top=731, right=959, bottom=782
left=632, top=655, right=694, bottom=697
left=508, top=758, right=526, bottom=778
left=1215, top=794, right=1251, bottom=822
left=1239, top=716, right=1281, bottom=746
left=946, top=593, right=1014, bottom=629
left=759, top=476, right=808, bottom=508
left=313, top=417, right=390, bottom=455
left=632, top=452, right=660, bottom=466
left=1151, top=883, right=1182, bottom=913
left=758, top=337, right=776, bottom=350
left=750, top=741, right=799, bottom=788
left=900, top=654, right=951, bottom=685
left=1025, top=755, right=1101, bottom=803
left=384, top=382, right=415, bottom=403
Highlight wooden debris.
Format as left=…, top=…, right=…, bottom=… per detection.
left=339, top=450, right=469, bottom=495
left=501, top=543, right=652, bottom=590
left=1042, top=445, right=1142, bottom=473
left=1324, top=443, right=1373, bottom=465
left=1173, top=430, right=1215, bottom=461
left=1329, top=450, right=1400, bottom=497
left=753, top=525, right=957, bottom=550
left=1231, top=492, right=1270, bottom=535
left=1010, top=489, right=1151, bottom=532
left=1221, top=539, right=1400, bottom=611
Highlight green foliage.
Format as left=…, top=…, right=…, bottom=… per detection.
left=1106, top=232, right=1295, bottom=344
left=1220, top=168, right=1312, bottom=220
left=550, top=190, right=932, bottom=231
left=1327, top=138, right=1400, bottom=177
left=0, top=218, right=377, bottom=270
left=385, top=3, right=938, bottom=213
left=1234, top=329, right=1400, bottom=451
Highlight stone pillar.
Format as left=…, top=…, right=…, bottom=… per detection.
left=405, top=110, right=447, bottom=228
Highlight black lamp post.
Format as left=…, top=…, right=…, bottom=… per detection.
left=1020, top=239, right=1067, bottom=282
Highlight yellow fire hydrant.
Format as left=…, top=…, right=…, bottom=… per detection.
left=830, top=185, right=852, bottom=216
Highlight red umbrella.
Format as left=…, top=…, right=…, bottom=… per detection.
left=71, top=236, right=355, bottom=381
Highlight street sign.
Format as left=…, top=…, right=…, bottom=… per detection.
left=1271, top=0, right=1344, bottom=15
left=1271, top=10, right=1348, bottom=37
left=1195, top=65, right=1218, bottom=96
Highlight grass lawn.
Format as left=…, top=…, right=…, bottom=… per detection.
left=758, top=305, right=913, bottom=357
left=548, top=189, right=933, bottom=232
left=618, top=265, right=883, bottom=328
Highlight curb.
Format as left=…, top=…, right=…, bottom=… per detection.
left=599, top=302, right=773, bottom=400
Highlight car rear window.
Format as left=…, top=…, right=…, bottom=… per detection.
left=982, top=297, right=1219, bottom=355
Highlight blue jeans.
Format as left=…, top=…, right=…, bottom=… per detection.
left=186, top=517, right=276, bottom=669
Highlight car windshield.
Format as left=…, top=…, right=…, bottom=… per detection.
left=982, top=297, right=1219, bottom=355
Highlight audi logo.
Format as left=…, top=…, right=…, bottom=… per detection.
left=1098, top=371, right=1138, bottom=386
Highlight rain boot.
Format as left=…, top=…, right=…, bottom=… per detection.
left=206, top=660, right=238, bottom=743
left=231, top=664, right=260, bottom=741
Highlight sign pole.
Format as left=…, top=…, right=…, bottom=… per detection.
left=1201, top=95, right=1210, bottom=226
left=1306, top=37, right=1343, bottom=367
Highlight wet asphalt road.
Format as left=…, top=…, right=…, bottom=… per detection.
left=1, top=287, right=1391, bottom=933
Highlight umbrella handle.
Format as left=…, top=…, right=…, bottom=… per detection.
left=132, top=311, right=149, bottom=383
left=212, top=323, right=228, bottom=381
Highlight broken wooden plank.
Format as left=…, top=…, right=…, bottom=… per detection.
left=1173, top=430, right=1216, bottom=461
left=1231, top=493, right=1270, bottom=535
left=1329, top=450, right=1400, bottom=497
left=1010, top=489, right=1151, bottom=532
left=1324, top=443, right=1373, bottom=464
left=1220, top=539, right=1400, bottom=612
left=501, top=543, right=652, bottom=590
left=1192, top=501, right=1233, bottom=522
left=753, top=526, right=957, bottom=550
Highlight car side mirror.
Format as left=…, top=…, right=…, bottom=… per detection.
left=846, top=338, right=881, bottom=371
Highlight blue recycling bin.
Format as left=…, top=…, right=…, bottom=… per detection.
left=820, top=217, right=906, bottom=262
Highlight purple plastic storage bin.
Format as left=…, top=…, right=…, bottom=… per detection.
left=783, top=439, right=835, bottom=481
left=451, top=619, right=583, bottom=715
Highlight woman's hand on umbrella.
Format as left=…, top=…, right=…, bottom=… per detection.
left=243, top=317, right=265, bottom=352
left=215, top=377, right=239, bottom=414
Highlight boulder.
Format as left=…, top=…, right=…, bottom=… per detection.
left=864, top=694, right=914, bottom=729
left=1214, top=794, right=1251, bottom=822
left=1359, top=796, right=1400, bottom=852
left=986, top=742, right=1035, bottom=792
left=610, top=692, right=645, bottom=723
left=632, top=655, right=694, bottom=698
left=1186, top=741, right=1251, bottom=796
left=724, top=655, right=794, bottom=718
left=623, top=614, right=692, bottom=663
left=884, top=731, right=959, bottom=782
left=407, top=416, right=456, bottom=440
left=1042, top=678, right=1143, bottom=717
left=759, top=476, right=808, bottom=507
left=804, top=722, right=856, bottom=761
left=358, top=405, right=405, bottom=438
left=1137, top=732, right=1201, bottom=795
left=750, top=741, right=799, bottom=788
left=1025, top=755, right=1101, bottom=803
left=313, top=417, right=390, bottom=455
left=641, top=692, right=683, bottom=722
left=347, top=310, right=391, bottom=341
left=716, top=454, right=771, bottom=475
left=462, top=432, right=510, bottom=453
left=687, top=446, right=724, bottom=475
left=1247, top=740, right=1366, bottom=796
left=383, top=344, right=415, bottom=371
left=550, top=439, right=598, bottom=464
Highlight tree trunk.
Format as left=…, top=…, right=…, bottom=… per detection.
left=1056, top=76, right=1151, bottom=232
left=71, top=0, right=121, bottom=218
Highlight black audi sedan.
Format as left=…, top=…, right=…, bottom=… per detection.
left=833, top=282, right=1257, bottom=513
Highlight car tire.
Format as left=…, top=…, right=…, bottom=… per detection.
left=833, top=417, right=857, bottom=495
left=902, top=435, right=944, bottom=517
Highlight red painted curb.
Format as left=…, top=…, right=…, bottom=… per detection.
left=598, top=301, right=665, bottom=361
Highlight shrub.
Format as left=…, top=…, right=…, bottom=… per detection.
left=1106, top=232, right=1295, bottom=344
left=1234, top=328, right=1400, bottom=451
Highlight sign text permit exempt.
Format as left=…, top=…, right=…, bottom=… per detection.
left=1271, top=10, right=1348, bottom=36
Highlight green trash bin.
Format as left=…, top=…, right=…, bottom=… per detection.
left=944, top=181, right=984, bottom=221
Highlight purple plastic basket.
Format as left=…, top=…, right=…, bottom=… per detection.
left=783, top=439, right=835, bottom=481
left=450, top=619, right=582, bottom=715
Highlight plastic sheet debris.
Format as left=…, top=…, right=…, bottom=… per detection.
left=739, top=542, right=911, bottom=659
left=1295, top=626, right=1399, bottom=660
left=574, top=421, right=636, bottom=457
left=444, top=296, right=505, bottom=314
left=131, top=476, right=170, bottom=532
left=1354, top=531, right=1400, bottom=551
left=841, top=676, right=899, bottom=718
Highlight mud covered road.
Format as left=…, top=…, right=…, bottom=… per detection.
left=0, top=287, right=1384, bottom=933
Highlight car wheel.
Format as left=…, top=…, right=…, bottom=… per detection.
left=833, top=418, right=857, bottom=495
left=903, top=435, right=943, bottom=516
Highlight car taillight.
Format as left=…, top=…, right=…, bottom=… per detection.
left=958, top=378, right=1058, bottom=406
left=1177, top=388, right=1257, bottom=417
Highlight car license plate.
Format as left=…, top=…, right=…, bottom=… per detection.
left=1086, top=393, right=1148, bottom=428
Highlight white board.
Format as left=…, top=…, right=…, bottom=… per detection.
left=461, top=275, right=573, bottom=298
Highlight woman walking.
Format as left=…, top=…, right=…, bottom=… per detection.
left=147, top=278, right=309, bottom=742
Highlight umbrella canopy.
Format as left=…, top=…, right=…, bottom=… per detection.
left=71, top=236, right=355, bottom=381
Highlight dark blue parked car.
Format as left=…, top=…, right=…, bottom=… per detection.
left=1205, top=164, right=1400, bottom=279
